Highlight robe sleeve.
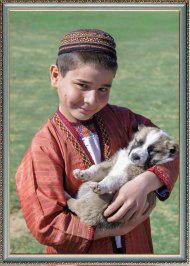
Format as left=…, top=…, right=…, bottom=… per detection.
left=15, top=137, right=95, bottom=253
left=110, top=105, right=179, bottom=197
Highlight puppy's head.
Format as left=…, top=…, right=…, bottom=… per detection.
left=128, top=125, right=178, bottom=167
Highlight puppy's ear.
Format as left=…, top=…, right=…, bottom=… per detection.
left=138, top=124, right=145, bottom=131
left=132, top=123, right=139, bottom=133
left=132, top=123, right=144, bottom=133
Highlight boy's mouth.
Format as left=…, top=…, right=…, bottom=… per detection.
left=79, top=107, right=94, bottom=114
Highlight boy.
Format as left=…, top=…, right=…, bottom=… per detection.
left=15, top=29, right=179, bottom=254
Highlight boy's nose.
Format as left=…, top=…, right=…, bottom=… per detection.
left=84, top=91, right=97, bottom=105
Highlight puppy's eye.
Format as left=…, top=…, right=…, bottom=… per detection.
left=148, top=145, right=154, bottom=152
left=137, top=140, right=144, bottom=146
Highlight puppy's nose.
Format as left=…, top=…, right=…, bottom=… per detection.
left=132, top=153, right=140, bottom=161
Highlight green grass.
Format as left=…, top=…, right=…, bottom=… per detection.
left=10, top=234, right=44, bottom=254
left=9, top=10, right=179, bottom=254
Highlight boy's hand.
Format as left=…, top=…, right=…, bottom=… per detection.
left=94, top=202, right=152, bottom=239
left=104, top=171, right=163, bottom=222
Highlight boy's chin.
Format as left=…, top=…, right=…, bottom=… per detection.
left=73, top=111, right=94, bottom=122
left=76, top=114, right=93, bottom=122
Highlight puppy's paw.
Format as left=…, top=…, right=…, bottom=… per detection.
left=89, top=182, right=101, bottom=193
left=73, top=169, right=90, bottom=180
left=89, top=182, right=106, bottom=194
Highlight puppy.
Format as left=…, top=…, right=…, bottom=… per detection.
left=66, top=125, right=178, bottom=230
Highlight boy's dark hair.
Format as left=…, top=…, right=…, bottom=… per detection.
left=56, top=51, right=118, bottom=77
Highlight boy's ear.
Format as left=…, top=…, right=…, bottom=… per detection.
left=50, top=64, right=60, bottom=88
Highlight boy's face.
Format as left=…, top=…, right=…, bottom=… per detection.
left=50, top=63, right=115, bottom=123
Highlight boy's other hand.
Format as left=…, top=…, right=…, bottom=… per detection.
left=104, top=171, right=162, bottom=222
left=94, top=202, right=152, bottom=240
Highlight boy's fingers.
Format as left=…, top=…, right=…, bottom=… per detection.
left=123, top=207, right=136, bottom=222
left=104, top=204, right=118, bottom=218
left=106, top=201, right=134, bottom=222
left=106, top=204, right=128, bottom=222
left=103, top=198, right=122, bottom=217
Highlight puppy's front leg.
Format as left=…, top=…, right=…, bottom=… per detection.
left=73, top=165, right=101, bottom=181
left=90, top=172, right=128, bottom=195
left=73, top=159, right=113, bottom=182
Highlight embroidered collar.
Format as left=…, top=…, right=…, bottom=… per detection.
left=74, top=123, right=97, bottom=139
left=54, top=110, right=111, bottom=167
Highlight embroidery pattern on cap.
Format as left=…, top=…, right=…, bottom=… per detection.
left=58, top=29, right=116, bottom=57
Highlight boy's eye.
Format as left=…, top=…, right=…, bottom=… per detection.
left=99, top=87, right=110, bottom=93
left=77, top=83, right=89, bottom=90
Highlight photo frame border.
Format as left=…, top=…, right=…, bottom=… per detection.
left=0, top=0, right=189, bottom=265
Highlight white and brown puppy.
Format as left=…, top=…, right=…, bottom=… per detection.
left=66, top=125, right=178, bottom=230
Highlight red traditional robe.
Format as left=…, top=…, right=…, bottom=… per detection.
left=15, top=104, right=179, bottom=254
